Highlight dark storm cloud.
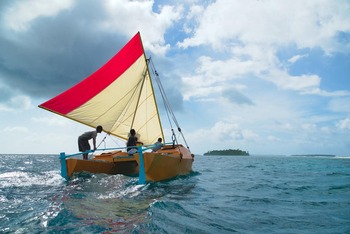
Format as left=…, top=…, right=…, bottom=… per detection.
left=0, top=0, right=127, bottom=99
left=0, top=0, right=187, bottom=113
left=0, top=86, right=13, bottom=102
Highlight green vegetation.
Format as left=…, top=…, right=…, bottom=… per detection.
left=204, top=149, right=249, bottom=156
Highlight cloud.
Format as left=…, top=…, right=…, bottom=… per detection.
left=101, top=0, right=183, bottom=55
left=32, top=116, right=71, bottom=127
left=0, top=86, right=12, bottom=102
left=288, top=54, right=308, bottom=64
left=267, top=135, right=281, bottom=142
left=187, top=120, right=262, bottom=154
left=192, top=121, right=244, bottom=143
left=177, top=0, right=350, bottom=98
left=4, top=126, right=29, bottom=134
left=0, top=0, right=183, bottom=102
left=179, top=0, right=350, bottom=53
left=328, top=97, right=350, bottom=113
left=222, top=88, right=254, bottom=106
left=263, top=69, right=320, bottom=92
left=2, top=0, right=74, bottom=32
left=337, top=117, right=350, bottom=130
left=181, top=54, right=262, bottom=101
left=301, top=88, right=350, bottom=97
left=182, top=4, right=205, bottom=34
left=0, top=0, right=120, bottom=99
left=0, top=94, right=31, bottom=112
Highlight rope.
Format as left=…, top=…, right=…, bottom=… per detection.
left=148, top=59, right=173, bottom=131
left=148, top=58, right=191, bottom=152
left=97, top=133, right=108, bottom=149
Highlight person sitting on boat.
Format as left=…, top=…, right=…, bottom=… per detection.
left=127, top=129, right=139, bottom=155
left=78, top=125, right=103, bottom=160
left=152, top=138, right=163, bottom=152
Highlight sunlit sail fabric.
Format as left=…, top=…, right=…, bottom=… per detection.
left=39, top=32, right=164, bottom=145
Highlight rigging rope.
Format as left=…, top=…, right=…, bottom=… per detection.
left=97, top=133, right=108, bottom=149
left=148, top=58, right=191, bottom=152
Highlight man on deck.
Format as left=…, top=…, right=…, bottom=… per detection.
left=152, top=138, right=164, bottom=152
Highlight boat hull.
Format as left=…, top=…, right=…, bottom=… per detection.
left=64, top=145, right=193, bottom=182
left=135, top=145, right=193, bottom=181
left=66, top=157, right=138, bottom=178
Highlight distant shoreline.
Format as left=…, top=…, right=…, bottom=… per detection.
left=290, top=154, right=335, bottom=157
left=204, top=149, right=249, bottom=156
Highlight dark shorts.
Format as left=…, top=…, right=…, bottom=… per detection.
left=78, top=137, right=90, bottom=152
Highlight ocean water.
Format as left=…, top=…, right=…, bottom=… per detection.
left=0, top=154, right=349, bottom=233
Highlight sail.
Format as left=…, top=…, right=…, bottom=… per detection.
left=39, top=32, right=164, bottom=145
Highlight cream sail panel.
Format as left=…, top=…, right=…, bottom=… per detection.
left=66, top=56, right=146, bottom=136
left=66, top=56, right=162, bottom=144
left=133, top=72, right=162, bottom=144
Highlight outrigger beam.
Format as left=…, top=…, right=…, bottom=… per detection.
left=137, top=146, right=146, bottom=184
left=60, top=152, right=68, bottom=180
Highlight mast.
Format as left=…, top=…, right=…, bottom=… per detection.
left=138, top=32, right=165, bottom=143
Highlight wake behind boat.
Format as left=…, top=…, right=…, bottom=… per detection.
left=39, top=32, right=194, bottom=183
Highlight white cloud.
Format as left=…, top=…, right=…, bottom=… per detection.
left=196, top=55, right=263, bottom=80
left=181, top=51, right=325, bottom=101
left=179, top=0, right=350, bottom=53
left=188, top=121, right=245, bottom=151
left=101, top=0, right=183, bottom=55
left=183, top=4, right=205, bottom=34
left=328, top=97, right=350, bottom=113
left=288, top=54, right=308, bottom=64
left=264, top=69, right=320, bottom=92
left=337, top=117, right=350, bottom=130
left=302, top=123, right=317, bottom=131
left=2, top=0, right=74, bottom=31
left=181, top=54, right=263, bottom=101
left=177, top=0, right=350, bottom=99
left=4, top=126, right=29, bottom=134
left=187, top=4, right=204, bottom=20
left=267, top=135, right=281, bottom=142
left=32, top=116, right=71, bottom=127
left=301, top=88, right=350, bottom=97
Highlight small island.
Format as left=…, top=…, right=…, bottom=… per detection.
left=204, top=149, right=249, bottom=156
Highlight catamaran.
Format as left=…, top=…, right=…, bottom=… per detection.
left=39, top=32, right=194, bottom=183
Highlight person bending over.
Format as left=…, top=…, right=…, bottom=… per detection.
left=78, top=125, right=103, bottom=160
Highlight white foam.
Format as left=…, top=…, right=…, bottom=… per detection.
left=0, top=170, right=63, bottom=188
left=97, top=183, right=147, bottom=199
left=334, top=156, right=350, bottom=159
left=0, top=195, right=8, bottom=202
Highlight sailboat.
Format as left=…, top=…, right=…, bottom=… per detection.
left=39, top=32, right=194, bottom=183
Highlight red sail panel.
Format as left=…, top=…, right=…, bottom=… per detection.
left=39, top=32, right=144, bottom=115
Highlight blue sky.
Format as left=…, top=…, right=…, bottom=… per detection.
left=0, top=0, right=349, bottom=155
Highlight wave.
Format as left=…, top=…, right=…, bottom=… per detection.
left=0, top=170, right=62, bottom=188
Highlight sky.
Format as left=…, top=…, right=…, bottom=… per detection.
left=0, top=0, right=349, bottom=156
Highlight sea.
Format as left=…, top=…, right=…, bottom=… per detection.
left=0, top=154, right=349, bottom=234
